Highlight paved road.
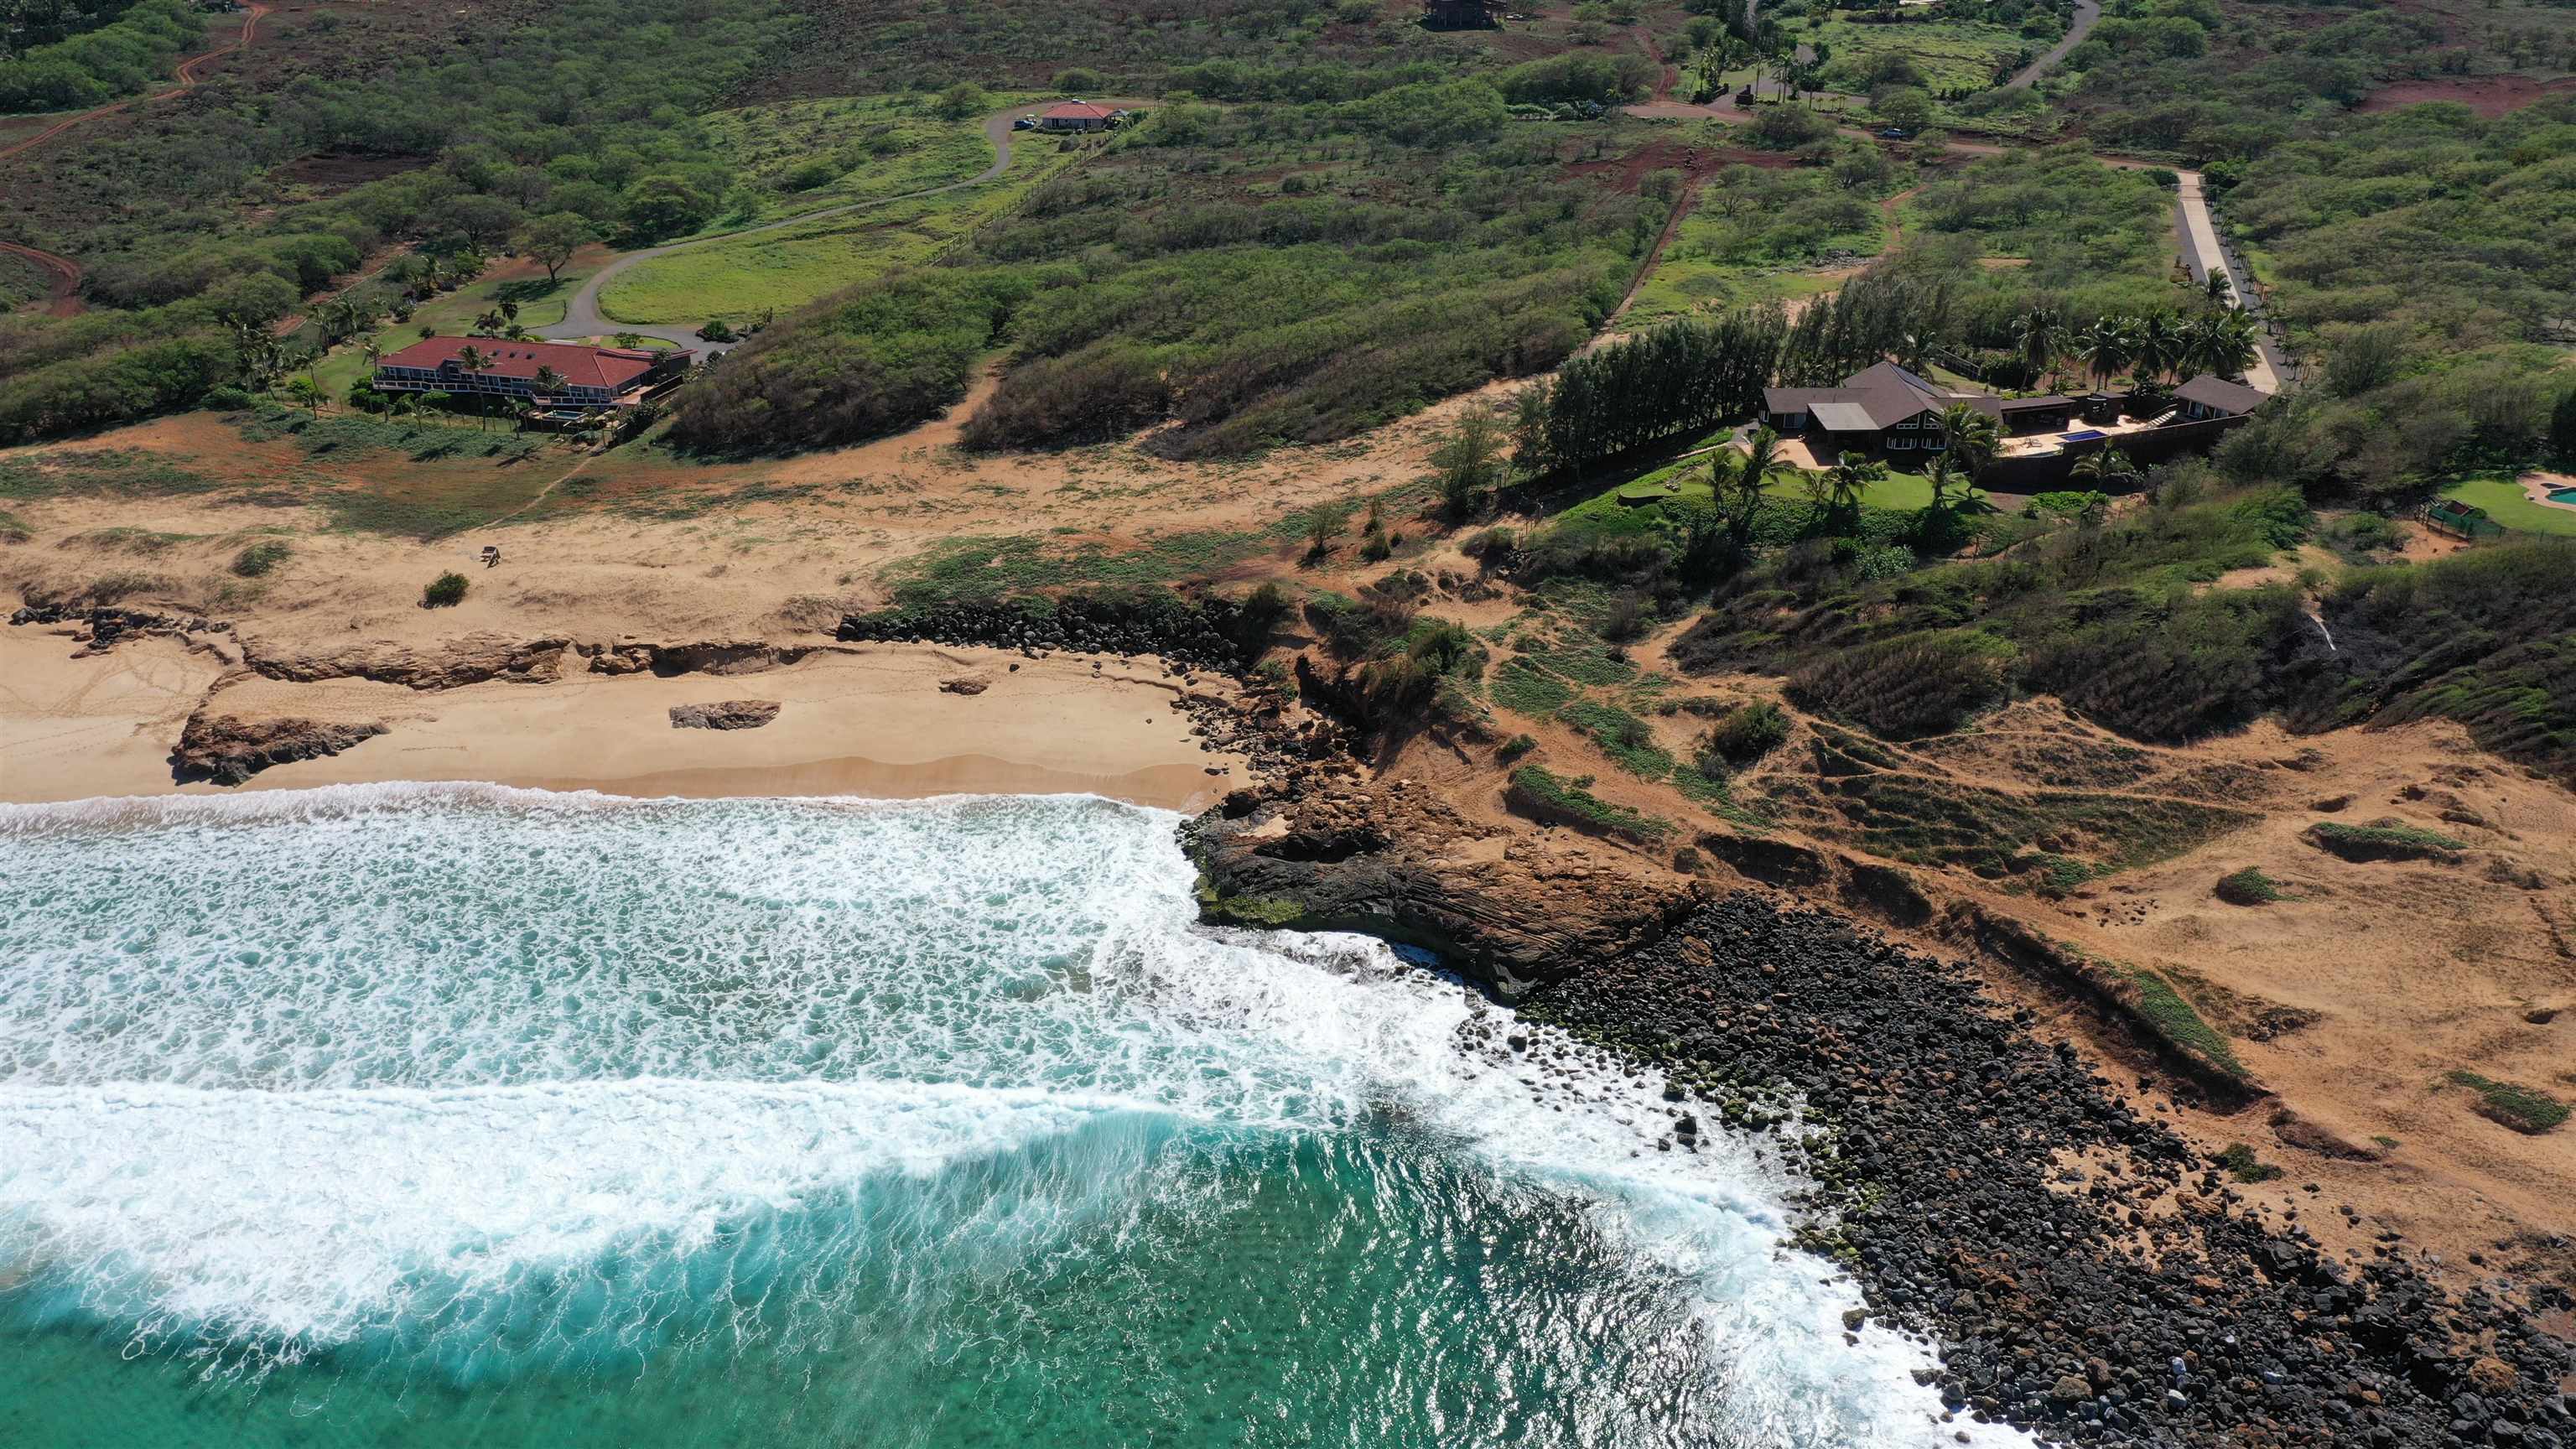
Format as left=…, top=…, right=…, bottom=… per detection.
left=2002, top=0, right=2101, bottom=90
left=1623, top=101, right=2293, bottom=393
left=535, top=101, right=1150, bottom=351
left=2173, top=169, right=2287, bottom=393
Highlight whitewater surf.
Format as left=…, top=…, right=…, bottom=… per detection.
left=0, top=785, right=2005, bottom=1446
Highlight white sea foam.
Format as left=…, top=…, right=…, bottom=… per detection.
left=0, top=784, right=2011, bottom=1445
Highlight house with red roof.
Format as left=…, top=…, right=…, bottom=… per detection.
left=1034, top=100, right=1119, bottom=132
left=371, top=337, right=695, bottom=411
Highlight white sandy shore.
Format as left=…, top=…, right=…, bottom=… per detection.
left=0, top=630, right=1247, bottom=810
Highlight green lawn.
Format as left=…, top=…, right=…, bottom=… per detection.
left=600, top=99, right=1073, bottom=325
left=309, top=269, right=589, bottom=398
left=2443, top=473, right=2576, bottom=538
left=1557, top=445, right=1933, bottom=532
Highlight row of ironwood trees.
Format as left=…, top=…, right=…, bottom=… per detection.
left=1507, top=274, right=2261, bottom=478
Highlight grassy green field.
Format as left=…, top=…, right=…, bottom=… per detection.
left=1804, top=15, right=2029, bottom=92
left=2443, top=473, right=2576, bottom=538
left=600, top=99, right=1072, bottom=325
left=699, top=93, right=1043, bottom=225
left=1620, top=163, right=1891, bottom=330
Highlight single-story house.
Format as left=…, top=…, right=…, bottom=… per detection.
left=1763, top=362, right=2078, bottom=455
left=372, top=337, right=693, bottom=410
left=1035, top=101, right=1119, bottom=133
left=2172, top=374, right=2272, bottom=421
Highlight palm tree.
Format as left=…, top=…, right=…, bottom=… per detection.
left=1928, top=402, right=2001, bottom=511
left=2013, top=306, right=2066, bottom=392
left=473, top=309, right=504, bottom=336
left=1719, top=427, right=1799, bottom=549
left=283, top=376, right=323, bottom=416
left=2070, top=446, right=2141, bottom=492
left=2130, top=313, right=2181, bottom=391
left=2182, top=309, right=2258, bottom=382
left=2074, top=315, right=2135, bottom=394
left=1825, top=450, right=1884, bottom=528
left=531, top=365, right=566, bottom=402
left=456, top=345, right=494, bottom=431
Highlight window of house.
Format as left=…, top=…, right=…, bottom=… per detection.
left=1888, top=435, right=1914, bottom=449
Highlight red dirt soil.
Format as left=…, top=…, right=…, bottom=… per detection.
left=0, top=1, right=267, bottom=165
left=2355, top=74, right=2576, bottom=117
left=0, top=240, right=81, bottom=317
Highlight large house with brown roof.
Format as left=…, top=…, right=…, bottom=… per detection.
left=372, top=337, right=693, bottom=411
left=1763, top=362, right=2080, bottom=456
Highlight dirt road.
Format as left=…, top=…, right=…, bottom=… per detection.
left=0, top=239, right=81, bottom=316
left=0, top=2, right=267, bottom=168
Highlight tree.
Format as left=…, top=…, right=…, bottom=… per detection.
left=2131, top=313, right=2182, bottom=390
left=935, top=82, right=990, bottom=120
left=2550, top=387, right=2576, bottom=468
left=1432, top=406, right=1507, bottom=517
left=2075, top=315, right=2135, bottom=393
left=515, top=211, right=589, bottom=283
left=283, top=375, right=323, bottom=416
left=1719, top=426, right=1798, bottom=551
left=620, top=174, right=716, bottom=242
left=1824, top=449, right=1885, bottom=529
left=2070, top=446, right=2141, bottom=492
left=2014, top=306, right=2066, bottom=392
left=456, top=345, right=494, bottom=430
left=2183, top=309, right=2257, bottom=382
left=1874, top=86, right=1934, bottom=132
left=1928, top=402, right=2001, bottom=510
left=531, top=365, right=567, bottom=402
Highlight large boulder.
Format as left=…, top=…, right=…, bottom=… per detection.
left=171, top=714, right=387, bottom=785
left=1185, top=775, right=1702, bottom=1000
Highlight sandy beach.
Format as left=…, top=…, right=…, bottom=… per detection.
left=0, top=627, right=1247, bottom=810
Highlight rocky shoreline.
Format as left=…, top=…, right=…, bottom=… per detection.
left=1522, top=895, right=2572, bottom=1447
left=1149, top=667, right=2576, bottom=1446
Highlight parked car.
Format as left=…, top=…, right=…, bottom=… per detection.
left=1011, top=115, right=1036, bottom=131
left=1876, top=127, right=1914, bottom=140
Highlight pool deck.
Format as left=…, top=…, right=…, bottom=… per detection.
left=2520, top=470, right=2576, bottom=514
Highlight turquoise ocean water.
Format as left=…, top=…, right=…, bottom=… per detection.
left=0, top=787, right=1987, bottom=1448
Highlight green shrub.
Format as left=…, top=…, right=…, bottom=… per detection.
left=2444, top=1071, right=2568, bottom=1135
left=2213, top=867, right=2283, bottom=905
left=2215, top=1142, right=2283, bottom=1182
left=1701, top=701, right=1790, bottom=766
left=1506, top=764, right=1672, bottom=843
left=229, top=539, right=291, bottom=578
left=422, top=571, right=470, bottom=608
left=1496, top=733, right=1537, bottom=763
left=2306, top=820, right=2466, bottom=863
left=2121, top=964, right=2245, bottom=1075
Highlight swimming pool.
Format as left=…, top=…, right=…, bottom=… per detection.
left=2060, top=428, right=2108, bottom=443
left=2547, top=487, right=2576, bottom=505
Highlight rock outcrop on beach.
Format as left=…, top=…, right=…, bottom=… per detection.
left=171, top=713, right=387, bottom=785
left=1187, top=773, right=1702, bottom=1000
left=669, top=699, right=781, bottom=730
left=245, top=631, right=574, bottom=689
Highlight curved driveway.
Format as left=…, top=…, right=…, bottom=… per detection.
left=2003, top=0, right=2101, bottom=90
left=536, top=101, right=1149, bottom=351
